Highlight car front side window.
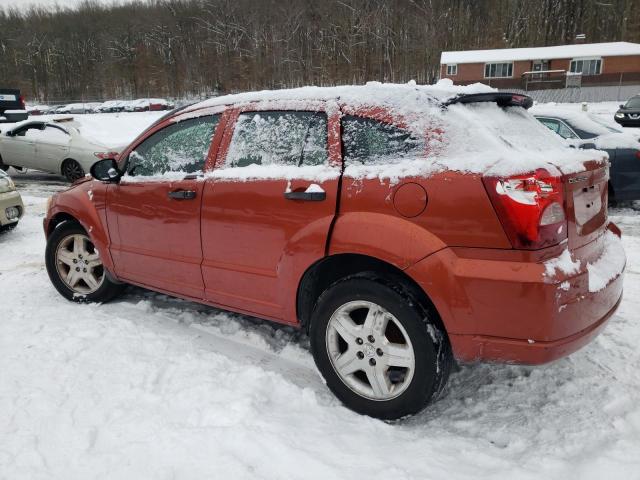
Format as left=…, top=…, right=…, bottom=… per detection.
left=341, top=116, right=423, bottom=165
left=127, top=115, right=219, bottom=177
left=225, top=111, right=328, bottom=168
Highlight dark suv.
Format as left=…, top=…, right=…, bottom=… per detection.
left=0, top=89, right=28, bottom=123
left=615, top=95, right=640, bottom=127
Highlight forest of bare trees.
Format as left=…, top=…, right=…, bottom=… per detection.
left=1, top=0, right=639, bottom=102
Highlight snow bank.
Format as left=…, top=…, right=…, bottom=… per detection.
left=2, top=189, right=640, bottom=479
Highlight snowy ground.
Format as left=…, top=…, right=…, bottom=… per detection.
left=1, top=104, right=640, bottom=479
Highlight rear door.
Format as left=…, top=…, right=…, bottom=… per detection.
left=34, top=124, right=71, bottom=172
left=200, top=102, right=342, bottom=322
left=106, top=113, right=222, bottom=299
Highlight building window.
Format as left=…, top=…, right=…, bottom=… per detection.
left=446, top=64, right=457, bottom=76
left=569, top=58, right=602, bottom=75
left=484, top=62, right=513, bottom=78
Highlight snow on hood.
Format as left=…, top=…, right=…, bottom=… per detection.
left=182, top=82, right=600, bottom=181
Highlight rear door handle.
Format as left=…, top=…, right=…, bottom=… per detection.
left=168, top=190, right=197, bottom=200
left=284, top=191, right=326, bottom=201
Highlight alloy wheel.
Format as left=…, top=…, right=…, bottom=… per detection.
left=325, top=300, right=416, bottom=401
left=55, top=234, right=105, bottom=294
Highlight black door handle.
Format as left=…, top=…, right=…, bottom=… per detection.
left=168, top=190, right=196, bottom=200
left=284, top=191, right=326, bottom=201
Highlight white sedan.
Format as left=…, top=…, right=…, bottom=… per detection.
left=0, top=119, right=119, bottom=182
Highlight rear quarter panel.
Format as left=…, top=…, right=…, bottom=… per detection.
left=330, top=171, right=511, bottom=268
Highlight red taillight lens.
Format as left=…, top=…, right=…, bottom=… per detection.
left=483, top=169, right=567, bottom=249
left=635, top=150, right=640, bottom=160
left=19, top=95, right=26, bottom=109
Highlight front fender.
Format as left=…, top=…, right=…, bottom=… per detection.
left=45, top=180, right=116, bottom=275
left=328, top=212, right=446, bottom=270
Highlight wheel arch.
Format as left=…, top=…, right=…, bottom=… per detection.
left=297, top=253, right=447, bottom=336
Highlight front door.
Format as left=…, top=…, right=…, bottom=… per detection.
left=201, top=105, right=342, bottom=322
left=107, top=114, right=221, bottom=299
left=2, top=123, right=41, bottom=169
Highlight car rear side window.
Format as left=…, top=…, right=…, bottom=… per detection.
left=128, top=115, right=219, bottom=176
left=341, top=116, right=423, bottom=165
left=225, top=111, right=328, bottom=168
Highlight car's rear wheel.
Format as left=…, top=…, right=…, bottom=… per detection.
left=45, top=221, right=124, bottom=302
left=61, top=159, right=84, bottom=182
left=310, top=275, right=452, bottom=420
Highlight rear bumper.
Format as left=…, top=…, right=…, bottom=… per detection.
left=0, top=190, right=24, bottom=225
left=406, top=224, right=625, bottom=365
left=0, top=110, right=28, bottom=123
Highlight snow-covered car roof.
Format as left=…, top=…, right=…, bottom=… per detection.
left=185, top=81, right=497, bottom=113
left=176, top=81, right=602, bottom=179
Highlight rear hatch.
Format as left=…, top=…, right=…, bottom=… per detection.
left=563, top=161, right=609, bottom=250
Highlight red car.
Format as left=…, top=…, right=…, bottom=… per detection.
left=43, top=85, right=625, bottom=420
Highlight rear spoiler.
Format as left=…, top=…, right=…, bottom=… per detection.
left=443, top=92, right=533, bottom=109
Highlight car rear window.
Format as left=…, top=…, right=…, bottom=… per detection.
left=341, top=115, right=423, bottom=165
left=225, top=111, right=328, bottom=168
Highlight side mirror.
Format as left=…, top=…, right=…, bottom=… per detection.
left=619, top=104, right=625, bottom=109
left=579, top=142, right=597, bottom=150
left=90, top=158, right=122, bottom=182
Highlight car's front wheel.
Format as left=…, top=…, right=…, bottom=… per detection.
left=45, top=221, right=124, bottom=302
left=310, top=275, right=452, bottom=420
left=61, top=159, right=85, bottom=182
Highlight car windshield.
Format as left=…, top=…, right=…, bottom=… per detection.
left=588, top=114, right=622, bottom=133
left=625, top=97, right=640, bottom=109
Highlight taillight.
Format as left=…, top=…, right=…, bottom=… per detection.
left=19, top=95, right=26, bottom=109
left=635, top=150, right=640, bottom=160
left=483, top=169, right=567, bottom=249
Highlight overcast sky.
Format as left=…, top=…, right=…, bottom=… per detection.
left=0, top=0, right=142, bottom=10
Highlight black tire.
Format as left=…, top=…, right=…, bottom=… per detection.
left=0, top=154, right=10, bottom=171
left=45, top=221, right=125, bottom=303
left=61, top=159, right=85, bottom=182
left=309, top=274, right=452, bottom=420
left=0, top=222, right=17, bottom=233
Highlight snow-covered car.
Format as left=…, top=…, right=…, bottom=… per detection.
left=43, top=83, right=625, bottom=420
left=55, top=103, right=101, bottom=115
left=0, top=170, right=23, bottom=231
left=95, top=100, right=127, bottom=113
left=533, top=107, right=640, bottom=201
left=0, top=119, right=120, bottom=182
left=124, top=98, right=173, bottom=112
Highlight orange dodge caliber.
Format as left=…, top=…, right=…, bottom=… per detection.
left=44, top=84, right=625, bottom=419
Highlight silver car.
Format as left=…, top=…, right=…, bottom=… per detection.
left=0, top=119, right=119, bottom=182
